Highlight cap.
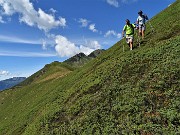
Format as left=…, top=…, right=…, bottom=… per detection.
left=138, top=10, right=143, bottom=14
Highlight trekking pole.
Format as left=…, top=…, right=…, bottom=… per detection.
left=123, top=37, right=125, bottom=52
left=135, top=29, right=140, bottom=47
left=135, top=22, right=140, bottom=47
left=148, top=21, right=154, bottom=32
left=137, top=33, right=141, bottom=47
left=121, top=36, right=125, bottom=52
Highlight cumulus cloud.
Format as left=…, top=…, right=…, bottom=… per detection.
left=78, top=19, right=99, bottom=34
left=55, top=35, right=101, bottom=57
left=106, top=0, right=119, bottom=7
left=0, top=70, right=10, bottom=76
left=78, top=18, right=89, bottom=27
left=85, top=40, right=101, bottom=49
left=89, top=24, right=98, bottom=32
left=49, top=8, right=57, bottom=14
left=36, top=8, right=66, bottom=31
left=105, top=30, right=116, bottom=37
left=104, top=30, right=121, bottom=38
left=0, top=1, right=15, bottom=15
left=0, top=0, right=66, bottom=31
left=55, top=35, right=79, bottom=57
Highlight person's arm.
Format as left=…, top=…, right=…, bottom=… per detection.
left=122, top=30, right=125, bottom=38
left=132, top=24, right=136, bottom=28
left=122, top=25, right=126, bottom=38
left=136, top=17, right=139, bottom=24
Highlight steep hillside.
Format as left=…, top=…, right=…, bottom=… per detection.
left=18, top=62, right=74, bottom=86
left=0, top=1, right=179, bottom=135
left=88, top=49, right=106, bottom=58
left=0, top=77, right=26, bottom=91
left=19, top=49, right=105, bottom=86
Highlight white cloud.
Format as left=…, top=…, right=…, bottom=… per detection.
left=0, top=70, right=10, bottom=76
left=42, top=40, right=47, bottom=50
left=49, top=8, right=57, bottom=14
left=0, top=35, right=41, bottom=44
left=106, top=0, right=139, bottom=7
left=89, top=24, right=98, bottom=32
left=37, top=8, right=66, bottom=31
left=117, top=33, right=122, bottom=38
left=78, top=18, right=89, bottom=27
left=104, top=30, right=121, bottom=38
left=0, top=0, right=66, bottom=31
left=1, top=1, right=15, bottom=15
left=78, top=19, right=100, bottom=34
left=79, top=46, right=94, bottom=56
left=55, top=35, right=79, bottom=57
left=84, top=40, right=101, bottom=49
left=0, top=50, right=56, bottom=57
left=55, top=35, right=101, bottom=57
left=105, top=30, right=116, bottom=37
left=106, top=0, right=119, bottom=7
left=0, top=35, right=55, bottom=51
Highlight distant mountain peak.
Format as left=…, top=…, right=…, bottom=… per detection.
left=88, top=49, right=105, bottom=58
left=64, top=49, right=105, bottom=67
left=76, top=52, right=86, bottom=57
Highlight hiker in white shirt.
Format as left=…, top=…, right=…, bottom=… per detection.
left=136, top=10, right=148, bottom=39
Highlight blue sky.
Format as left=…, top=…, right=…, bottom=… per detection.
left=0, top=0, right=176, bottom=80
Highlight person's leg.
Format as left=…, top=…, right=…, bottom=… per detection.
left=142, top=30, right=145, bottom=39
left=126, top=37, right=129, bottom=44
left=142, top=25, right=146, bottom=39
left=139, top=30, right=142, bottom=36
left=129, top=36, right=133, bottom=50
left=126, top=37, right=130, bottom=47
left=139, top=25, right=142, bottom=37
left=130, top=41, right=133, bottom=50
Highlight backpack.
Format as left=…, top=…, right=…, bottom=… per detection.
left=125, top=24, right=134, bottom=34
left=137, top=14, right=148, bottom=25
left=125, top=24, right=135, bottom=34
left=130, top=24, right=134, bottom=34
left=144, top=14, right=149, bottom=20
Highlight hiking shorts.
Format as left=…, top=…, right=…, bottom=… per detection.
left=126, top=35, right=134, bottom=44
left=139, top=24, right=146, bottom=31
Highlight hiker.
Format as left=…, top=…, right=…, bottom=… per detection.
left=136, top=10, right=148, bottom=39
left=122, top=19, right=136, bottom=50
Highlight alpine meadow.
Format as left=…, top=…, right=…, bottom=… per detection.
left=0, top=1, right=180, bottom=135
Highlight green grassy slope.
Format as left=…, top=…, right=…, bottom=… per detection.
left=0, top=62, right=74, bottom=135
left=0, top=1, right=180, bottom=134
left=18, top=61, right=74, bottom=86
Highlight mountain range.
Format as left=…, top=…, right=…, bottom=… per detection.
left=0, top=1, right=179, bottom=134
left=0, top=77, right=26, bottom=91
